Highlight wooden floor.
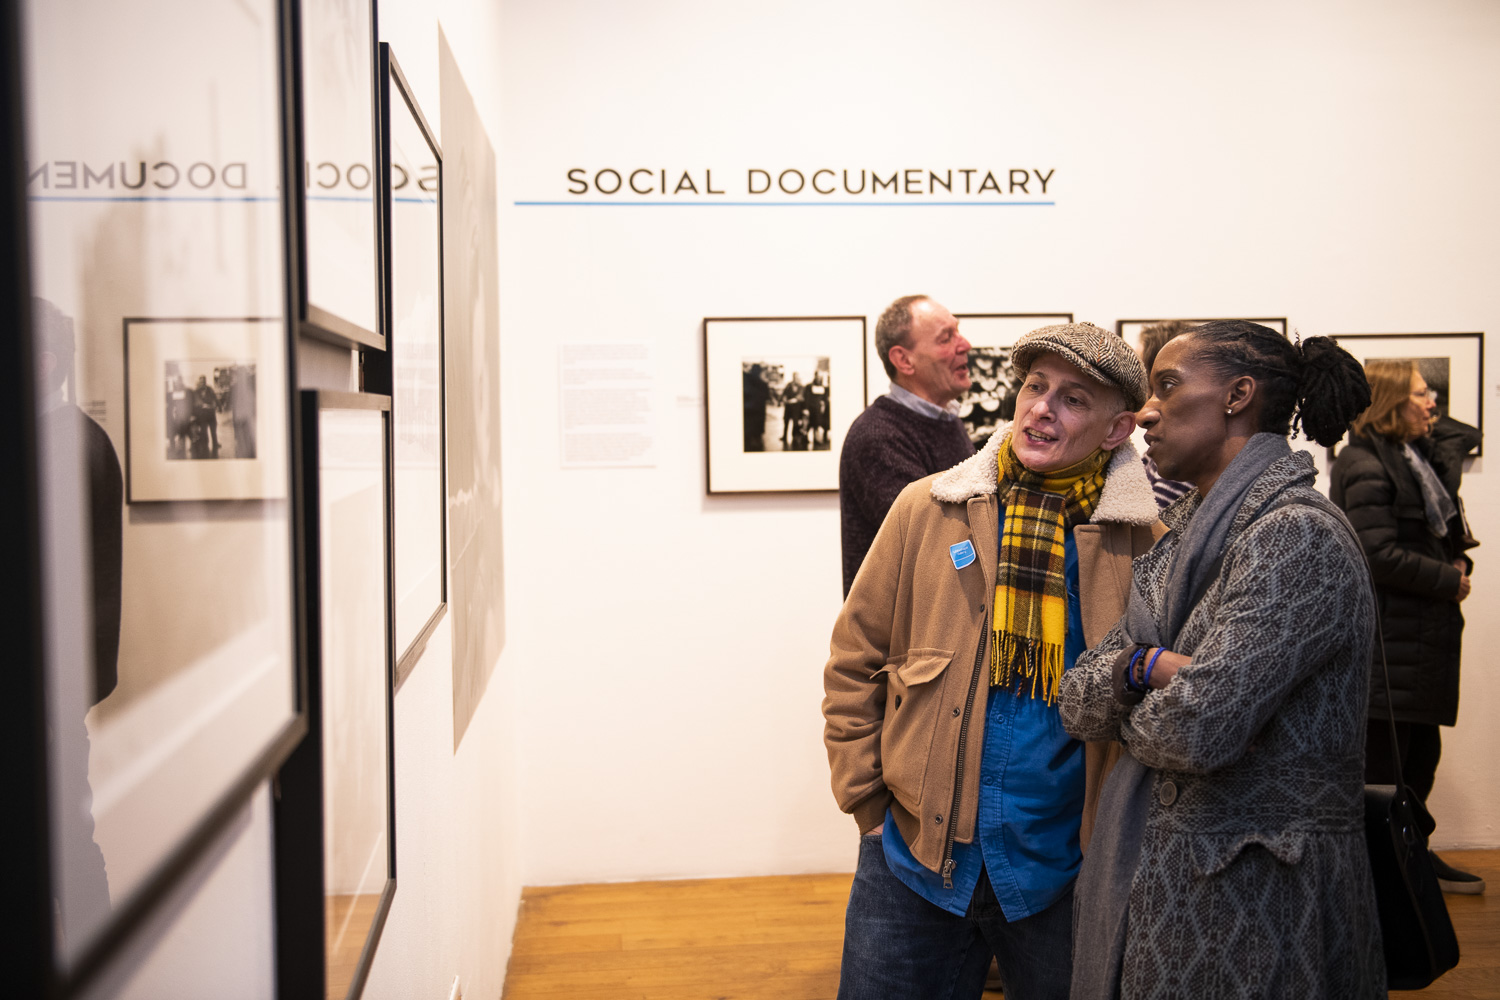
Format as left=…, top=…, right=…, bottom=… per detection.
left=326, top=892, right=382, bottom=1000
left=502, top=850, right=1500, bottom=999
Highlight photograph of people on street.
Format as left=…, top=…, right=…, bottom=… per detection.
left=742, top=356, right=832, bottom=453
left=163, top=359, right=257, bottom=461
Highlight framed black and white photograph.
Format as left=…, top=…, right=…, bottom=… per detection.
left=382, top=45, right=447, bottom=680
left=951, top=313, right=1073, bottom=448
left=704, top=316, right=866, bottom=493
left=275, top=391, right=396, bottom=1000
left=1329, top=332, right=1484, bottom=455
left=1117, top=317, right=1288, bottom=355
left=300, top=0, right=382, bottom=348
left=123, top=318, right=288, bottom=501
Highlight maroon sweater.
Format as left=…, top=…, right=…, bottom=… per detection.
left=839, top=395, right=975, bottom=595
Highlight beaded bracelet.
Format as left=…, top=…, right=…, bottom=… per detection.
left=1124, top=646, right=1148, bottom=693
left=1142, top=647, right=1167, bottom=690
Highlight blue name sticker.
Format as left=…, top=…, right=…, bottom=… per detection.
left=949, top=539, right=976, bottom=570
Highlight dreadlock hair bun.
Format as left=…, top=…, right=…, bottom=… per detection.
left=1295, top=336, right=1370, bottom=446
left=1182, top=320, right=1367, bottom=446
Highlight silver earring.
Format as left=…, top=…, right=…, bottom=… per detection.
left=1226, top=408, right=1234, bottom=415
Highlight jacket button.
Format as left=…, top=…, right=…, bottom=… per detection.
left=952, top=707, right=961, bottom=717
left=1158, top=780, right=1178, bottom=806
left=934, top=814, right=944, bottom=824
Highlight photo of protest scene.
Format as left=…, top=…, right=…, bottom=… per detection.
left=958, top=345, right=1022, bottom=449
left=163, top=359, right=258, bottom=460
left=742, top=356, right=832, bottom=453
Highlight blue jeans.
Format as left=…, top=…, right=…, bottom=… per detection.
left=838, top=833, right=1074, bottom=1000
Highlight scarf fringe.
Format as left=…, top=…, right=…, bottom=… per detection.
left=990, top=630, right=1065, bottom=705
left=990, top=436, right=1104, bottom=703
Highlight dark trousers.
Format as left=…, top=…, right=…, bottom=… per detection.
left=837, top=833, right=1073, bottom=1000
left=743, top=410, right=765, bottom=451
left=1364, top=719, right=1441, bottom=801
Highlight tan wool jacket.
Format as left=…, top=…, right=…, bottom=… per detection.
left=823, top=432, right=1164, bottom=875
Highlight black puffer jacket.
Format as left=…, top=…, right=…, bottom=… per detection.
left=1329, top=421, right=1479, bottom=726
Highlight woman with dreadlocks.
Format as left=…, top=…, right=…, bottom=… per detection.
left=1059, top=321, right=1386, bottom=998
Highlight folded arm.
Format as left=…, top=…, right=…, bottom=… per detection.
left=1059, top=614, right=1135, bottom=742
left=1118, top=508, right=1369, bottom=774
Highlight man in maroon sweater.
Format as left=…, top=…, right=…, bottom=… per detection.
left=840, top=295, right=976, bottom=595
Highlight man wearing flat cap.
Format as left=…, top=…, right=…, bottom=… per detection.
left=823, top=323, right=1165, bottom=999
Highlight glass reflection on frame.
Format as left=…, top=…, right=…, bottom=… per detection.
left=302, top=0, right=381, bottom=346
left=384, top=45, right=447, bottom=678
left=123, top=318, right=287, bottom=501
left=23, top=0, right=300, bottom=973
left=314, top=397, right=395, bottom=1000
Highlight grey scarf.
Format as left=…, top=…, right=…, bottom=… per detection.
left=1401, top=442, right=1456, bottom=537
left=1070, top=434, right=1293, bottom=1000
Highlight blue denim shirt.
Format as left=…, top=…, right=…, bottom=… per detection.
left=883, top=531, right=1087, bottom=919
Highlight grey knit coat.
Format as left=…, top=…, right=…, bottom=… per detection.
left=1060, top=453, right=1386, bottom=998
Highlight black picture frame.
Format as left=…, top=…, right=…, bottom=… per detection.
left=296, top=0, right=383, bottom=350
left=4, top=0, right=309, bottom=993
left=380, top=44, right=448, bottom=685
left=275, top=390, right=397, bottom=1000
left=1, top=0, right=63, bottom=992
left=703, top=315, right=868, bottom=494
left=1116, top=316, right=1288, bottom=354
left=1327, top=332, right=1485, bottom=458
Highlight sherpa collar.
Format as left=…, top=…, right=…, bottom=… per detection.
left=929, top=423, right=1159, bottom=526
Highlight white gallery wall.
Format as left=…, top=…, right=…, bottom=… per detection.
left=50, top=2, right=1500, bottom=996
left=497, top=0, right=1500, bottom=889
left=363, top=7, right=520, bottom=1000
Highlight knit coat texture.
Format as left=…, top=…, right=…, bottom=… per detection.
left=839, top=395, right=974, bottom=596
left=1059, top=452, right=1385, bottom=998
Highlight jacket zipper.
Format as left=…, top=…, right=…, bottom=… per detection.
left=941, top=602, right=990, bottom=890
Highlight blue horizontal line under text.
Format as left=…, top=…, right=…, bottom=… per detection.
left=31, top=194, right=423, bottom=204
left=514, top=200, right=1056, bottom=208
left=30, top=195, right=278, bottom=203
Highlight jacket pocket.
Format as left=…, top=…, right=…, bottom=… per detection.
left=1187, top=829, right=1308, bottom=879
left=877, top=648, right=955, bottom=806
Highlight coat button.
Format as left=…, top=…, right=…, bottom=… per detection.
left=1158, top=780, right=1178, bottom=806
left=952, top=707, right=961, bottom=717
left=934, top=814, right=944, bottom=824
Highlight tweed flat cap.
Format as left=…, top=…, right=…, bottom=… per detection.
left=1012, top=322, right=1150, bottom=411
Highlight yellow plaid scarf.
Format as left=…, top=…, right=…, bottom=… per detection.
left=993, top=437, right=1109, bottom=702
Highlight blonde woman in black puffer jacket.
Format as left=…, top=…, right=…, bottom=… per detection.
left=1330, top=358, right=1482, bottom=894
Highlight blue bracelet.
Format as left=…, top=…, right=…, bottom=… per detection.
left=1125, top=647, right=1148, bottom=693
left=1142, top=647, right=1167, bottom=690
